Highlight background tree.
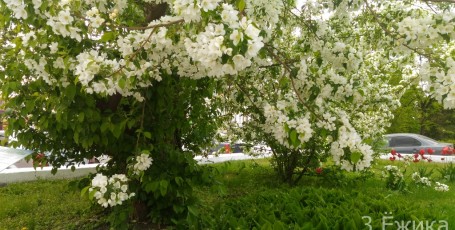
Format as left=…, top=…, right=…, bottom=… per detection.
left=388, top=85, right=455, bottom=142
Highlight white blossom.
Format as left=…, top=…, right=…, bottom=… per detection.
left=435, top=182, right=450, bottom=192
left=133, top=153, right=153, bottom=174
left=90, top=173, right=134, bottom=208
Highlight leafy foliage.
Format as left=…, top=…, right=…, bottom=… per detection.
left=2, top=160, right=455, bottom=228
left=388, top=86, right=455, bottom=141
left=438, top=163, right=455, bottom=182
left=2, top=0, right=455, bottom=226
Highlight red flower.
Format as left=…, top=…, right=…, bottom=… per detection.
left=315, top=167, right=323, bottom=174
left=33, top=153, right=48, bottom=167
left=413, top=158, right=420, bottom=163
left=442, top=147, right=451, bottom=155
left=391, top=149, right=397, bottom=156
left=397, top=153, right=402, bottom=158
left=35, top=153, right=45, bottom=160
left=442, top=147, right=454, bottom=155
left=224, top=144, right=231, bottom=153
left=427, top=148, right=434, bottom=155
left=414, top=153, right=419, bottom=158
left=419, top=149, right=425, bottom=156
left=389, top=156, right=396, bottom=161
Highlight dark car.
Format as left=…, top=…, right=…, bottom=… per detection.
left=384, top=133, right=454, bottom=155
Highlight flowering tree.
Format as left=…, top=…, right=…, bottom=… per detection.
left=1, top=0, right=455, bottom=226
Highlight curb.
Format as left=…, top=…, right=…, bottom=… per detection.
left=0, top=164, right=98, bottom=184
left=1, top=153, right=271, bottom=184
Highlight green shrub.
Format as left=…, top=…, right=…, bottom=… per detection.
left=438, top=162, right=455, bottom=182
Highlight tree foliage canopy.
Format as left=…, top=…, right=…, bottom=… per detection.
left=1, top=0, right=455, bottom=225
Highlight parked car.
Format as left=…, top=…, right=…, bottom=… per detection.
left=384, top=133, right=454, bottom=155
left=209, top=142, right=249, bottom=154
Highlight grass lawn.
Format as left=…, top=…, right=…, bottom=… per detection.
left=193, top=159, right=455, bottom=228
left=0, top=179, right=105, bottom=230
left=1, top=158, right=455, bottom=229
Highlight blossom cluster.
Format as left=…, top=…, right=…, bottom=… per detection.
left=40, top=1, right=83, bottom=42
left=258, top=94, right=375, bottom=171
left=383, top=165, right=405, bottom=190
left=86, top=7, right=105, bottom=29
left=133, top=153, right=153, bottom=175
left=434, top=182, right=450, bottom=192
left=86, top=153, right=152, bottom=209
left=244, top=0, right=283, bottom=39
left=375, top=1, right=455, bottom=109
left=262, top=101, right=313, bottom=149
left=90, top=173, right=135, bottom=208
left=411, top=172, right=432, bottom=187
left=3, top=0, right=27, bottom=19
left=5, top=0, right=265, bottom=102
left=330, top=120, right=374, bottom=171
left=183, top=5, right=264, bottom=77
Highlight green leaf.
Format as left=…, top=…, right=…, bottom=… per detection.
left=127, top=119, right=136, bottom=129
left=290, top=68, right=299, bottom=78
left=118, top=77, right=126, bottom=89
left=100, top=31, right=116, bottom=42
left=173, top=204, right=185, bottom=214
left=350, top=151, right=362, bottom=164
left=100, top=121, right=109, bottom=133
left=284, top=124, right=290, bottom=133
left=174, top=177, right=184, bottom=186
left=78, top=112, right=85, bottom=122
left=273, top=221, right=286, bottom=230
left=144, top=181, right=159, bottom=193
left=187, top=205, right=199, bottom=217
left=25, top=100, right=34, bottom=113
left=440, top=33, right=451, bottom=43
left=74, top=132, right=80, bottom=143
left=160, top=180, right=169, bottom=196
left=279, top=77, right=289, bottom=88
left=238, top=0, right=246, bottom=11
left=66, top=85, right=77, bottom=100
left=260, top=222, right=273, bottom=230
left=290, top=129, right=297, bottom=145
left=143, top=131, right=152, bottom=139
left=112, top=124, right=123, bottom=138
left=88, top=188, right=98, bottom=201
left=81, top=186, right=90, bottom=197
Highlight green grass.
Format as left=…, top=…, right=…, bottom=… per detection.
left=1, top=159, right=455, bottom=229
left=0, top=179, right=105, bottom=230
left=192, top=159, right=455, bottom=228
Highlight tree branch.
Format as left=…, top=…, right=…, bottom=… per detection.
left=265, top=45, right=321, bottom=120
left=363, top=0, right=435, bottom=61
left=119, top=19, right=184, bottom=31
